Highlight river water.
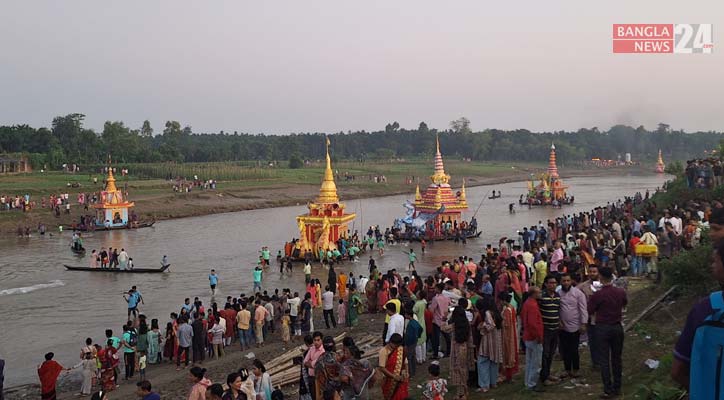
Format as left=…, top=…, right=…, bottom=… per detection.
left=0, top=173, right=668, bottom=386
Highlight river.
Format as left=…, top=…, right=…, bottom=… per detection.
left=0, top=173, right=668, bottom=386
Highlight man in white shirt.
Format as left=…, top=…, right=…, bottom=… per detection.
left=287, top=292, right=301, bottom=338
left=384, top=303, right=404, bottom=344
left=358, top=275, right=368, bottom=294
left=322, top=286, right=336, bottom=329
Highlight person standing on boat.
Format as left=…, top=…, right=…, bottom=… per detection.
left=161, top=255, right=169, bottom=268
left=209, top=269, right=219, bottom=296
left=89, top=250, right=99, bottom=268
left=118, top=248, right=129, bottom=270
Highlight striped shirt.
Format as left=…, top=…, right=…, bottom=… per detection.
left=539, top=291, right=561, bottom=331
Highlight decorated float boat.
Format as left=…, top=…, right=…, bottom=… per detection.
left=519, top=143, right=574, bottom=207
left=65, top=157, right=155, bottom=231
left=655, top=149, right=665, bottom=173
left=393, top=135, right=479, bottom=241
left=284, top=138, right=356, bottom=260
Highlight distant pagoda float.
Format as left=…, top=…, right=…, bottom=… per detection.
left=655, top=149, right=665, bottom=173
left=286, top=138, right=356, bottom=260
left=68, top=156, right=155, bottom=231
left=519, top=144, right=574, bottom=207
left=393, top=135, right=480, bottom=241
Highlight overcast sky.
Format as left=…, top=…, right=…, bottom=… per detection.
left=1, top=0, right=722, bottom=134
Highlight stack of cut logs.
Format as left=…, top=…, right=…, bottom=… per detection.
left=270, top=333, right=382, bottom=388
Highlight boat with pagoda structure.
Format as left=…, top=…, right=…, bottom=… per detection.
left=284, top=138, right=356, bottom=260
left=519, top=144, right=574, bottom=207
left=655, top=149, right=665, bottom=173
left=65, top=157, right=155, bottom=231
left=394, top=135, right=479, bottom=241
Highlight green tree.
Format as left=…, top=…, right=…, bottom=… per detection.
left=51, top=113, right=87, bottom=161
left=141, top=120, right=153, bottom=137
left=450, top=117, right=471, bottom=134
left=418, top=121, right=429, bottom=134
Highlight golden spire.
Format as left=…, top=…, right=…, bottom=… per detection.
left=317, top=136, right=339, bottom=204
left=459, top=179, right=467, bottom=206
left=430, top=133, right=450, bottom=185
left=105, top=154, right=118, bottom=193
left=414, top=184, right=422, bottom=204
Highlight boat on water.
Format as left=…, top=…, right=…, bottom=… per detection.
left=408, top=229, right=482, bottom=242
left=70, top=246, right=86, bottom=255
left=63, top=264, right=170, bottom=273
left=64, top=220, right=155, bottom=232
left=519, top=144, right=572, bottom=207
left=519, top=197, right=574, bottom=206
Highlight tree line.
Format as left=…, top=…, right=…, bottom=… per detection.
left=0, top=114, right=721, bottom=168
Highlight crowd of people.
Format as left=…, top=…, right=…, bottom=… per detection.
left=685, top=158, right=722, bottom=189
left=172, top=177, right=217, bottom=193
left=35, top=176, right=724, bottom=400
left=0, top=193, right=33, bottom=212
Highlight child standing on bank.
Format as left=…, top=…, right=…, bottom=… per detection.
left=423, top=363, right=448, bottom=400
left=138, top=350, right=147, bottom=382
left=337, top=299, right=346, bottom=326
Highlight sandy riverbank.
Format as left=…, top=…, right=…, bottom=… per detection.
left=0, top=166, right=650, bottom=237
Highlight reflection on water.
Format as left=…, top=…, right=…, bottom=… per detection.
left=0, top=174, right=668, bottom=385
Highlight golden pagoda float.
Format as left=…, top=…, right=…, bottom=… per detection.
left=655, top=149, right=665, bottom=173
left=393, top=135, right=479, bottom=241
left=519, top=144, right=573, bottom=207
left=67, top=157, right=155, bottom=231
left=285, top=138, right=356, bottom=260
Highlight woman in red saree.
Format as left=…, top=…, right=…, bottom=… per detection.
left=377, top=279, right=389, bottom=312
left=38, top=352, right=68, bottom=400
left=377, top=333, right=408, bottom=400
left=99, top=341, right=119, bottom=391
left=498, top=291, right=519, bottom=383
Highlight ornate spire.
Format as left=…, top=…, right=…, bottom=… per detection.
left=317, top=136, right=339, bottom=203
left=547, top=143, right=559, bottom=179
left=430, top=133, right=450, bottom=185
left=105, top=154, right=118, bottom=193
left=459, top=179, right=467, bottom=206
left=414, top=184, right=422, bottom=204
left=656, top=149, right=665, bottom=173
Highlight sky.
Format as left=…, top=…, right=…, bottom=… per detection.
left=0, top=0, right=722, bottom=134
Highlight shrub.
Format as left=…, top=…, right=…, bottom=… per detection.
left=659, top=237, right=716, bottom=295
left=288, top=154, right=303, bottom=169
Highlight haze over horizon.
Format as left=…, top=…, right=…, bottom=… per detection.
left=1, top=0, right=722, bottom=134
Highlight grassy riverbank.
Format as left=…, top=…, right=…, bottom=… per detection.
left=0, top=160, right=642, bottom=236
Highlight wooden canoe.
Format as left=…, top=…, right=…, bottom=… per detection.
left=64, top=220, right=156, bottom=232
left=63, top=264, right=170, bottom=273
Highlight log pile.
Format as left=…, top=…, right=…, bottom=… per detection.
left=270, top=333, right=382, bottom=388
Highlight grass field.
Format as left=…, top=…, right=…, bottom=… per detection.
left=0, top=159, right=528, bottom=196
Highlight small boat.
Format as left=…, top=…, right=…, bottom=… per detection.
left=64, top=220, right=156, bottom=232
left=63, top=264, right=171, bottom=273
left=411, top=230, right=482, bottom=242
left=70, top=246, right=86, bottom=255
left=488, top=195, right=501, bottom=199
